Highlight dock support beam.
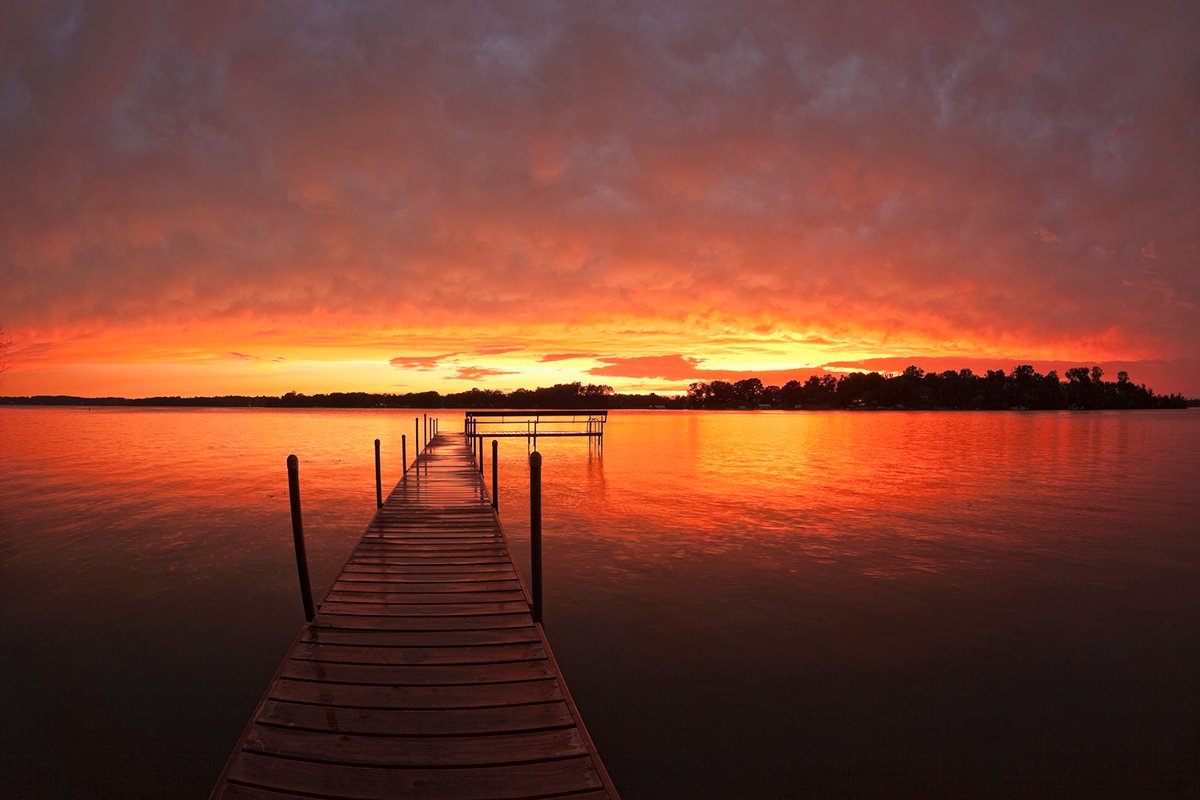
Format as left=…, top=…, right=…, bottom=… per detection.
left=530, top=451, right=543, bottom=624
left=402, top=435, right=407, bottom=474
left=286, top=455, right=316, bottom=622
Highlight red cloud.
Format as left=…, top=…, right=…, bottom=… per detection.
left=540, top=352, right=602, bottom=363
left=474, top=345, right=525, bottom=356
left=588, top=355, right=834, bottom=386
left=588, top=355, right=703, bottom=381
left=389, top=353, right=458, bottom=370
left=451, top=366, right=518, bottom=381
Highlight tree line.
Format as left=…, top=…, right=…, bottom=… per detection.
left=0, top=367, right=1188, bottom=410
left=686, top=365, right=1187, bottom=410
left=0, top=382, right=680, bottom=409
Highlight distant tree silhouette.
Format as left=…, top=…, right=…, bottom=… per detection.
left=734, top=378, right=764, bottom=407
left=684, top=365, right=1184, bottom=411
left=0, top=366, right=1187, bottom=410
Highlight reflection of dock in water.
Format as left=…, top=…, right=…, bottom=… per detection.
left=210, top=430, right=619, bottom=799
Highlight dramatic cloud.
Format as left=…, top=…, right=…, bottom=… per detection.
left=589, top=355, right=705, bottom=381
left=475, top=345, right=526, bottom=356
left=540, top=353, right=601, bottom=363
left=588, top=354, right=834, bottom=387
left=1, top=1, right=1197, bottom=396
left=390, top=353, right=459, bottom=371
left=451, top=366, right=518, bottom=381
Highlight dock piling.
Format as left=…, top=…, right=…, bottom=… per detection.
left=401, top=434, right=407, bottom=474
left=478, top=434, right=484, bottom=474
left=491, top=439, right=499, bottom=510
left=374, top=439, right=382, bottom=508
left=286, top=454, right=316, bottom=622
left=530, top=451, right=543, bottom=624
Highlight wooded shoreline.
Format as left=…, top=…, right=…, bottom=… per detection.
left=0, top=365, right=1190, bottom=410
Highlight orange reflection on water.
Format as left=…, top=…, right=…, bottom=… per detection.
left=493, top=409, right=1197, bottom=581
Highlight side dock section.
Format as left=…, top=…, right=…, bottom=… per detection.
left=211, top=433, right=619, bottom=800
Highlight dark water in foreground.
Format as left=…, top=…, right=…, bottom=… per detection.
left=1, top=407, right=1197, bottom=798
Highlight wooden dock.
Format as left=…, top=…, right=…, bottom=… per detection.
left=211, top=433, right=619, bottom=800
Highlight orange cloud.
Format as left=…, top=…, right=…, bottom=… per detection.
left=389, top=354, right=459, bottom=371
left=451, top=366, right=518, bottom=381
left=539, top=353, right=601, bottom=363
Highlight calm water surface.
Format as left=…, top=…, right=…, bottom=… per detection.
left=1, top=407, right=1197, bottom=798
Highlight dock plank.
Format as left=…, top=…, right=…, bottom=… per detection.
left=226, top=751, right=601, bottom=800
left=211, top=432, right=618, bottom=799
left=269, top=677, right=563, bottom=709
left=243, top=725, right=589, bottom=766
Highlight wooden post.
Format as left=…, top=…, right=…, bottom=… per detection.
left=491, top=439, right=498, bottom=510
left=402, top=434, right=407, bottom=474
left=286, top=455, right=316, bottom=622
left=374, top=438, right=382, bottom=508
left=423, top=413, right=428, bottom=447
left=478, top=434, right=484, bottom=474
left=415, top=418, right=420, bottom=454
left=529, top=451, right=543, bottom=624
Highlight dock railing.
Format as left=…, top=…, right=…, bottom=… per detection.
left=466, top=409, right=607, bottom=452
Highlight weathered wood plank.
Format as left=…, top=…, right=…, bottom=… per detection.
left=226, top=752, right=601, bottom=800
left=330, top=579, right=522, bottom=593
left=347, top=556, right=511, bottom=566
left=324, top=590, right=529, bottom=605
left=279, top=656, right=555, bottom=685
left=256, top=698, right=575, bottom=735
left=291, top=641, right=545, bottom=666
left=270, top=677, right=563, bottom=709
left=310, top=613, right=533, bottom=631
left=340, top=563, right=514, bottom=575
left=317, top=600, right=532, bottom=616
left=301, top=626, right=538, bottom=647
left=244, top=725, right=589, bottom=766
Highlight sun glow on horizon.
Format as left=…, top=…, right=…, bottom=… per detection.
left=3, top=314, right=1194, bottom=398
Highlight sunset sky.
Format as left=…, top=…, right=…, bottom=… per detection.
left=2, top=1, right=1198, bottom=398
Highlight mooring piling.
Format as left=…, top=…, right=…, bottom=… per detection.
left=491, top=438, right=499, bottom=510
left=374, top=439, right=383, bottom=508
left=285, top=454, right=316, bottom=622
left=530, top=450, right=543, bottom=624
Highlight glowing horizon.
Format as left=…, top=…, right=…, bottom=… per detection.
left=2, top=3, right=1197, bottom=397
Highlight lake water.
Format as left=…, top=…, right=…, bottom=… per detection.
left=1, top=407, right=1197, bottom=798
